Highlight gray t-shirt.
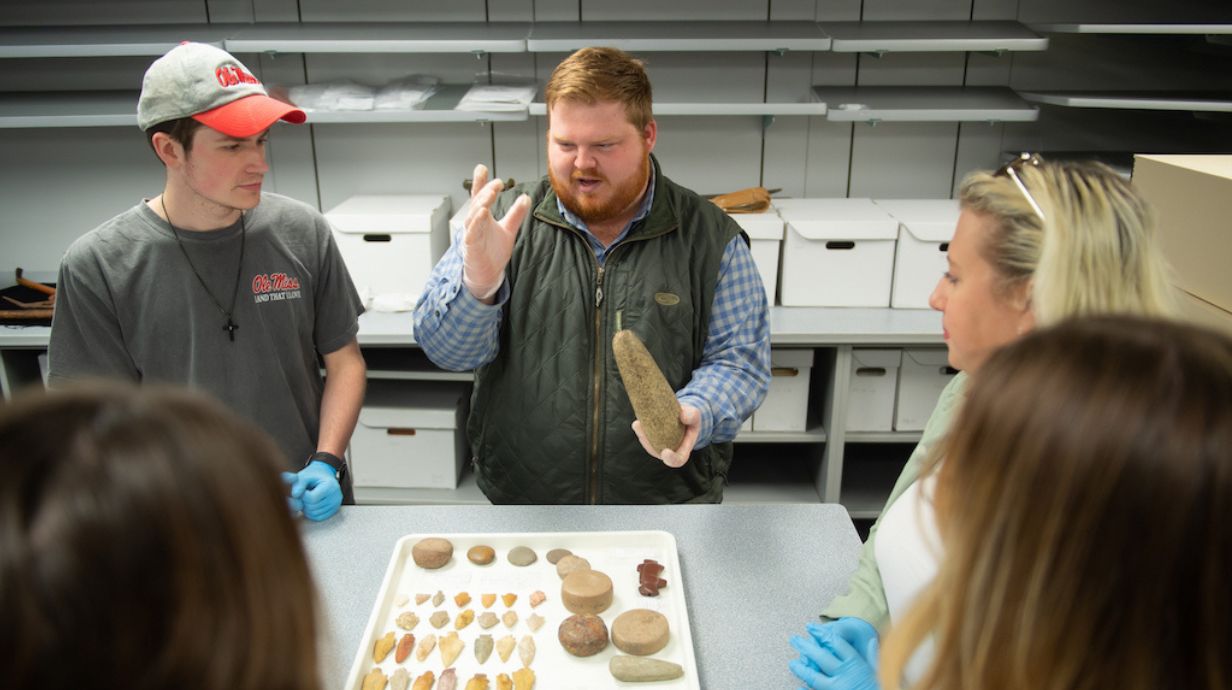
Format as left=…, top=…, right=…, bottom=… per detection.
left=48, top=193, right=364, bottom=469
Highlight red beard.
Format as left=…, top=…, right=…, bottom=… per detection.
left=549, top=153, right=651, bottom=226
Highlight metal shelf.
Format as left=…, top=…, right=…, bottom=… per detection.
left=529, top=101, right=827, bottom=117
left=1019, top=91, right=1232, bottom=113
left=845, top=431, right=923, bottom=444
left=813, top=86, right=1039, bottom=123
left=0, top=24, right=233, bottom=57
left=1030, top=23, right=1232, bottom=35
left=223, top=22, right=529, bottom=54
left=526, top=20, right=832, bottom=52
left=735, top=425, right=827, bottom=444
left=825, top=20, right=1048, bottom=53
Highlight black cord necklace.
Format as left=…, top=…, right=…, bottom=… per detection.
left=160, top=197, right=246, bottom=342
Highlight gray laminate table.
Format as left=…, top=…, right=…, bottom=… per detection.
left=302, top=503, right=861, bottom=690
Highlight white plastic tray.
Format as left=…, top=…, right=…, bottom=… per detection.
left=345, top=530, right=699, bottom=689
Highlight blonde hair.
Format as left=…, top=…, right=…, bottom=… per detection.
left=881, top=316, right=1232, bottom=690
left=959, top=159, right=1174, bottom=324
left=544, top=46, right=653, bottom=131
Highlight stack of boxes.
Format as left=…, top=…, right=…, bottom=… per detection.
left=325, top=194, right=451, bottom=305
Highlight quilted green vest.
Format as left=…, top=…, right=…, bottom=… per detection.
left=468, top=156, right=741, bottom=504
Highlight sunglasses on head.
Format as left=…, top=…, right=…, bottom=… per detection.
left=994, top=152, right=1045, bottom=221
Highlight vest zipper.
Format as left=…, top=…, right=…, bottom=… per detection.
left=589, top=264, right=606, bottom=504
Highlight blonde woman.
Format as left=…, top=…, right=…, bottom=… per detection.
left=880, top=316, right=1232, bottom=689
left=0, top=384, right=324, bottom=689
left=791, top=155, right=1174, bottom=690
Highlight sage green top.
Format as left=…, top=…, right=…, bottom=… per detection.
left=821, top=372, right=968, bottom=631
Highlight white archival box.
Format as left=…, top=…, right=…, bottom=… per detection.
left=846, top=348, right=901, bottom=432
left=752, top=348, right=814, bottom=432
left=894, top=348, right=956, bottom=432
left=729, top=208, right=784, bottom=306
left=325, top=194, right=451, bottom=303
left=873, top=198, right=958, bottom=309
left=349, top=380, right=468, bottom=490
left=776, top=198, right=899, bottom=307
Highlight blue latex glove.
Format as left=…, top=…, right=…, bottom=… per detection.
left=789, top=619, right=880, bottom=690
left=285, top=461, right=342, bottom=522
left=281, top=471, right=305, bottom=515
left=810, top=618, right=879, bottom=664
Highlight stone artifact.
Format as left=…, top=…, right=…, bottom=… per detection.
left=373, top=631, right=396, bottom=663
left=637, top=559, right=668, bottom=596
left=412, top=538, right=454, bottom=569
left=439, top=631, right=465, bottom=668
left=501, top=593, right=518, bottom=607
left=415, top=593, right=431, bottom=605
left=455, top=609, right=475, bottom=630
left=390, top=668, right=410, bottom=690
left=507, top=545, right=537, bottom=566
left=529, top=590, right=546, bottom=608
left=545, top=548, right=571, bottom=564
left=558, top=614, right=609, bottom=657
left=496, top=674, right=513, bottom=690
left=362, top=668, right=388, bottom=690
left=467, top=545, right=496, bottom=565
left=481, top=593, right=497, bottom=608
left=611, top=609, right=670, bottom=656
left=478, top=611, right=499, bottom=629
left=496, top=634, right=516, bottom=663
left=395, top=633, right=415, bottom=664
left=415, top=633, right=437, bottom=662
left=609, top=655, right=686, bottom=683
left=430, top=611, right=450, bottom=629
left=395, top=594, right=409, bottom=607
left=527, top=613, right=545, bottom=632
left=411, top=671, right=435, bottom=690
left=396, top=612, right=420, bottom=630
left=432, top=590, right=446, bottom=607
left=512, top=667, right=535, bottom=690
left=502, top=610, right=518, bottom=629
left=464, top=675, right=490, bottom=690
left=454, top=592, right=472, bottom=607
left=561, top=568, right=614, bottom=615
left=613, top=329, right=685, bottom=454
left=518, top=635, right=536, bottom=667
left=474, top=634, right=494, bottom=664
left=555, top=554, right=591, bottom=579
left=438, top=668, right=458, bottom=690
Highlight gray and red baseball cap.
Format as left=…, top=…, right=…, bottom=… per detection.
left=137, top=41, right=305, bottom=137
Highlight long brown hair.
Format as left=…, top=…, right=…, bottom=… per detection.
left=881, top=316, right=1232, bottom=690
left=0, top=383, right=322, bottom=690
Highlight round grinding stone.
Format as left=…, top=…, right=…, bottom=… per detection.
left=611, top=608, right=670, bottom=656
left=561, top=568, right=614, bottom=615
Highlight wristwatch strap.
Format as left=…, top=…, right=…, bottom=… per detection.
left=307, top=450, right=347, bottom=481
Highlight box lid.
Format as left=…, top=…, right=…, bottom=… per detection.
left=852, top=348, right=902, bottom=368
left=771, top=348, right=814, bottom=368
left=325, top=194, right=450, bottom=234
left=778, top=198, right=899, bottom=240
left=872, top=198, right=959, bottom=242
left=902, top=348, right=950, bottom=367
left=728, top=209, right=785, bottom=240
left=1135, top=154, right=1232, bottom=180
left=358, top=381, right=465, bottom=430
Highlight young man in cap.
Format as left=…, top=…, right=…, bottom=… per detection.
left=48, top=42, right=366, bottom=521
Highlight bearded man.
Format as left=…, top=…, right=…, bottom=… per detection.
left=413, top=47, right=770, bottom=504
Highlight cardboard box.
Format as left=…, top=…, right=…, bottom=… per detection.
left=752, top=348, right=813, bottom=432
left=894, top=348, right=957, bottom=431
left=349, top=381, right=468, bottom=490
left=325, top=194, right=451, bottom=302
left=873, top=199, right=959, bottom=310
left=1132, top=155, right=1232, bottom=311
left=847, top=349, right=901, bottom=432
left=729, top=208, right=784, bottom=306
left=776, top=199, right=900, bottom=307
left=1177, top=288, right=1232, bottom=339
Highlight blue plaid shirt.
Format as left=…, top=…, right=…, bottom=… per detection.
left=413, top=171, right=770, bottom=448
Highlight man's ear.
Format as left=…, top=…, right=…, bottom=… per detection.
left=150, top=131, right=185, bottom=168
left=643, top=119, right=657, bottom=154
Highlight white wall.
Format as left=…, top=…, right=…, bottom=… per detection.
left=2, top=0, right=1229, bottom=276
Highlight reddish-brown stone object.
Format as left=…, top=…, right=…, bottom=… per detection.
left=637, top=559, right=668, bottom=596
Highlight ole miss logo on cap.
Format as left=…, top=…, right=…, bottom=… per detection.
left=215, top=65, right=260, bottom=88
